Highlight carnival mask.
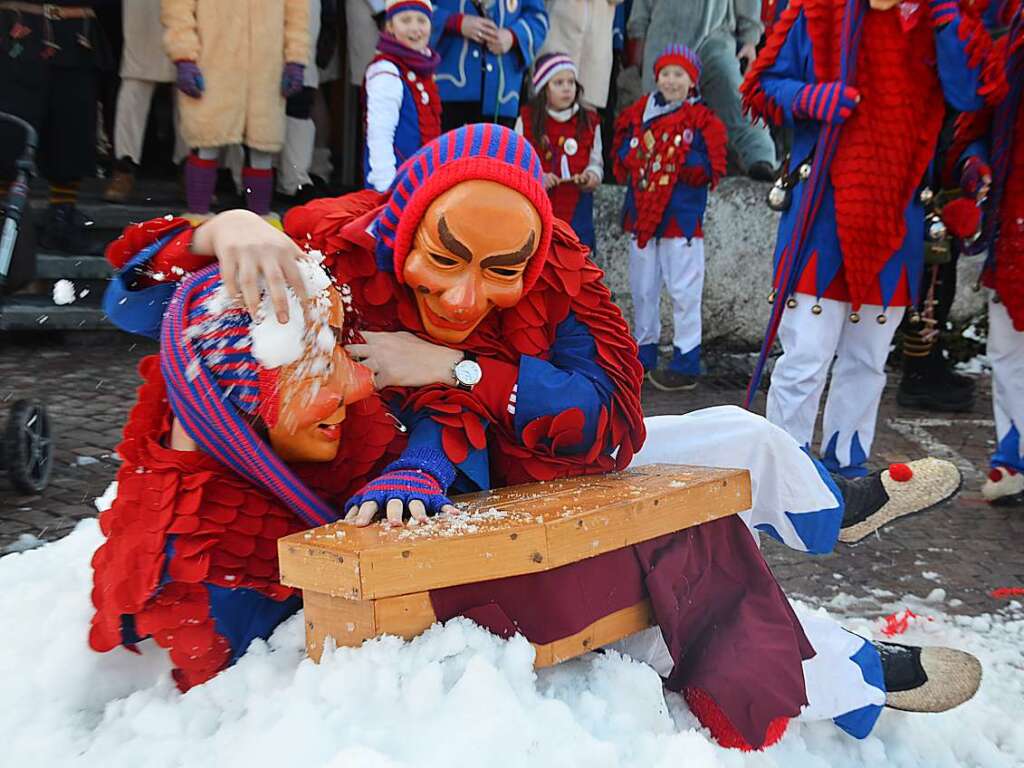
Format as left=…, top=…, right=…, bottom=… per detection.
left=402, top=180, right=543, bottom=344
left=268, top=285, right=375, bottom=463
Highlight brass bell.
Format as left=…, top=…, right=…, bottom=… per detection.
left=927, top=215, right=947, bottom=242
left=767, top=290, right=777, bottom=304
left=876, top=313, right=887, bottom=325
left=786, top=297, right=798, bottom=309
left=811, top=303, right=823, bottom=315
left=849, top=312, right=860, bottom=323
left=920, top=187, right=934, bottom=205
left=798, top=163, right=812, bottom=180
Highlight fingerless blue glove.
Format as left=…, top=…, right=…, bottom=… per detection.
left=345, top=448, right=457, bottom=517
left=792, top=82, right=859, bottom=125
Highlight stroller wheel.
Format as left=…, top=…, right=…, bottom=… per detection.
left=4, top=400, right=53, bottom=494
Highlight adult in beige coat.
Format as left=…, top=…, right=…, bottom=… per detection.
left=104, top=0, right=189, bottom=203
left=162, top=0, right=310, bottom=216
left=540, top=0, right=623, bottom=110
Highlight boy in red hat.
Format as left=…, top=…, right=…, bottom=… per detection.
left=613, top=43, right=727, bottom=392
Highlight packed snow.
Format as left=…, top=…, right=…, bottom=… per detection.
left=52, top=279, right=76, bottom=306
left=1, top=521, right=1021, bottom=768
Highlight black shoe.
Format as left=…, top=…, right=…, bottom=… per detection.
left=835, top=458, right=962, bottom=543
left=38, top=204, right=102, bottom=255
left=747, top=161, right=777, bottom=182
left=875, top=640, right=981, bottom=712
left=646, top=369, right=698, bottom=392
left=897, top=371, right=975, bottom=412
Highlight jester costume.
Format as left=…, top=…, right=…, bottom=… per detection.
left=363, top=0, right=442, bottom=193
left=101, top=124, right=984, bottom=747
left=613, top=44, right=727, bottom=378
left=947, top=7, right=1024, bottom=504
left=741, top=0, right=995, bottom=476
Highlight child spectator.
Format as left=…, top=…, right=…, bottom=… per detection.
left=363, top=0, right=442, bottom=192
left=515, top=53, right=603, bottom=252
left=613, top=43, right=726, bottom=391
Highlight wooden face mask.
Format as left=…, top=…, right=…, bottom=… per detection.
left=268, top=286, right=375, bottom=463
left=402, top=180, right=543, bottom=344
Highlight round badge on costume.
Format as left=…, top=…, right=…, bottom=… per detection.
left=563, top=138, right=578, bottom=157
left=629, top=137, right=639, bottom=149
left=682, top=129, right=694, bottom=143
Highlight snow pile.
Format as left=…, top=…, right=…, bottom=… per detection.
left=52, top=279, right=76, bottom=306
left=1, top=522, right=1022, bottom=768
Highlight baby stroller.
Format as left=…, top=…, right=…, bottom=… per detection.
left=1, top=111, right=53, bottom=494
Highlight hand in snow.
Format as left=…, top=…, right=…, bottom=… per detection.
left=190, top=209, right=308, bottom=323
left=345, top=331, right=464, bottom=389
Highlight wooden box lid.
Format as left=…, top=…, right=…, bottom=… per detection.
left=278, top=463, right=750, bottom=601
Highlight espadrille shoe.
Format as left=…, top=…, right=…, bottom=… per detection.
left=981, top=466, right=1024, bottom=507
left=876, top=641, right=982, bottom=713
left=837, top=459, right=962, bottom=544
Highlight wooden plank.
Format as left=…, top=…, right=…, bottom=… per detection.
left=278, top=465, right=750, bottom=600
left=302, top=591, right=377, bottom=662
left=373, top=592, right=438, bottom=639
left=533, top=600, right=655, bottom=668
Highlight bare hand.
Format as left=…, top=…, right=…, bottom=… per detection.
left=576, top=171, right=601, bottom=192
left=485, top=27, right=515, bottom=55
left=461, top=15, right=497, bottom=44
left=542, top=172, right=561, bottom=191
left=192, top=209, right=308, bottom=323
left=345, top=331, right=464, bottom=389
left=737, top=42, right=757, bottom=69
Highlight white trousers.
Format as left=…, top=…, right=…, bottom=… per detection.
left=609, top=408, right=885, bottom=730
left=766, top=297, right=905, bottom=475
left=113, top=79, right=188, bottom=166
left=628, top=236, right=705, bottom=355
left=276, top=116, right=316, bottom=195
left=988, top=296, right=1024, bottom=470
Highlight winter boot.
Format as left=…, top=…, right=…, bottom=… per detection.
left=102, top=159, right=137, bottom=203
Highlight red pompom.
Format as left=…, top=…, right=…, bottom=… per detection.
left=888, top=463, right=914, bottom=482
left=683, top=687, right=788, bottom=751
left=940, top=197, right=983, bottom=239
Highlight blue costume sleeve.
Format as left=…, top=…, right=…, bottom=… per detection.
left=684, top=127, right=712, bottom=176
left=933, top=11, right=986, bottom=112
left=509, top=0, right=548, bottom=67
left=756, top=10, right=815, bottom=127
left=400, top=407, right=491, bottom=492
left=513, top=312, right=614, bottom=455
left=101, top=232, right=184, bottom=340
left=430, top=4, right=455, bottom=49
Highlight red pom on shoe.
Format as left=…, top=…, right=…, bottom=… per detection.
left=989, top=468, right=1005, bottom=483
left=888, top=463, right=914, bottom=482
left=683, top=687, right=789, bottom=751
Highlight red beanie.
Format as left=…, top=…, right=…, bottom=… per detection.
left=654, top=43, right=702, bottom=85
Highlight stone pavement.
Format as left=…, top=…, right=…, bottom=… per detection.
left=1, top=334, right=1021, bottom=619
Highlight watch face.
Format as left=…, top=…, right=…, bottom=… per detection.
left=455, top=359, right=483, bottom=387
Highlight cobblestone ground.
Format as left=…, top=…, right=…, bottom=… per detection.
left=1, top=334, right=1021, bottom=618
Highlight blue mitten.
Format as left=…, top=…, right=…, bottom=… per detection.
left=345, top=448, right=457, bottom=518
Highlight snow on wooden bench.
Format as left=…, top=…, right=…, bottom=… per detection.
left=277, top=464, right=751, bottom=667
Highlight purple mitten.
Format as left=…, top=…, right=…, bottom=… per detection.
left=175, top=60, right=204, bottom=98
left=281, top=62, right=305, bottom=98
left=929, top=0, right=959, bottom=27
left=345, top=448, right=457, bottom=517
left=792, top=82, right=859, bottom=125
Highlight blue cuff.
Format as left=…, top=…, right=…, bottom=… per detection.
left=102, top=232, right=183, bottom=340
left=404, top=409, right=490, bottom=491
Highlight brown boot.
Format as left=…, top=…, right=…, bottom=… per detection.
left=102, top=169, right=135, bottom=203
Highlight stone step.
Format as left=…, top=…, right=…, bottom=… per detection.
left=35, top=253, right=113, bottom=280
left=0, top=295, right=112, bottom=331
left=28, top=199, right=179, bottom=231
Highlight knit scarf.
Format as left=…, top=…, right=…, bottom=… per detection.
left=375, top=33, right=441, bottom=77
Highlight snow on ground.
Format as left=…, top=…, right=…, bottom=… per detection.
left=1, top=522, right=1022, bottom=768
left=52, top=279, right=76, bottom=306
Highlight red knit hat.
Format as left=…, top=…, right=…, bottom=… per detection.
left=654, top=43, right=702, bottom=85
left=374, top=123, right=554, bottom=294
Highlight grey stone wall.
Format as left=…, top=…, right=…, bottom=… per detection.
left=592, top=179, right=987, bottom=351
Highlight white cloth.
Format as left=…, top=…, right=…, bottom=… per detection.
left=346, top=0, right=383, bottom=86
left=121, top=0, right=176, bottom=82
left=277, top=116, right=317, bottom=193
left=629, top=236, right=705, bottom=355
left=304, top=0, right=323, bottom=87
left=112, top=79, right=189, bottom=165
left=539, top=0, right=622, bottom=109
left=514, top=105, right=604, bottom=182
left=988, top=295, right=1024, bottom=466
left=766, top=297, right=905, bottom=474
left=363, top=58, right=404, bottom=192
left=609, top=409, right=885, bottom=729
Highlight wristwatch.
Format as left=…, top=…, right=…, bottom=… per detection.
left=453, top=351, right=483, bottom=391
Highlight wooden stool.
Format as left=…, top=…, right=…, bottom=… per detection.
left=278, top=464, right=751, bottom=666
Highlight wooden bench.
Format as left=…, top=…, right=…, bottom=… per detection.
left=278, top=463, right=751, bottom=667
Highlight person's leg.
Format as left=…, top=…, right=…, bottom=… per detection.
left=696, top=35, right=776, bottom=173
left=104, top=78, right=157, bottom=202
left=310, top=85, right=334, bottom=182
left=628, top=237, right=663, bottom=372
left=820, top=304, right=905, bottom=477
left=278, top=87, right=316, bottom=196
left=243, top=148, right=275, bottom=216
left=982, top=296, right=1024, bottom=504
left=660, top=237, right=705, bottom=376
left=186, top=146, right=220, bottom=215
left=766, top=296, right=846, bottom=451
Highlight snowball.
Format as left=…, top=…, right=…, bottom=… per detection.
left=52, top=280, right=75, bottom=306
left=250, top=291, right=306, bottom=369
